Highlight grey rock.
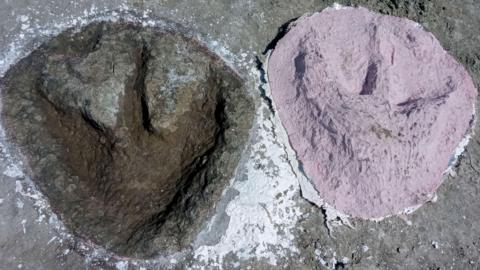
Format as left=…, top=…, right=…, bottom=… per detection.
left=0, top=22, right=254, bottom=259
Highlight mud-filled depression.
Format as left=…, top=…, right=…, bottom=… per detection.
left=0, top=21, right=254, bottom=258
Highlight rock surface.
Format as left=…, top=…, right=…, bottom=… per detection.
left=2, top=1, right=480, bottom=269
left=0, top=21, right=254, bottom=258
left=268, top=7, right=477, bottom=219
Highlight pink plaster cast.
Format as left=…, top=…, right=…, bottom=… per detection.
left=268, top=7, right=477, bottom=219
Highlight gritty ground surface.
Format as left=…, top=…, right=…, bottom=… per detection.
left=0, top=0, right=480, bottom=269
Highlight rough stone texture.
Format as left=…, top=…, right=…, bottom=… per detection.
left=0, top=21, right=254, bottom=258
left=268, top=7, right=477, bottom=219
left=1, top=0, right=480, bottom=270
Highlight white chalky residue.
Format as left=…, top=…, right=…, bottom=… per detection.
left=21, top=219, right=27, bottom=234
left=15, top=181, right=23, bottom=193
left=16, top=198, right=24, bottom=209
left=47, top=236, right=57, bottom=245
left=115, top=261, right=128, bottom=270
left=445, top=121, right=476, bottom=177
left=192, top=67, right=302, bottom=268
left=331, top=2, right=348, bottom=10
left=3, top=164, right=24, bottom=178
left=19, top=15, right=29, bottom=22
